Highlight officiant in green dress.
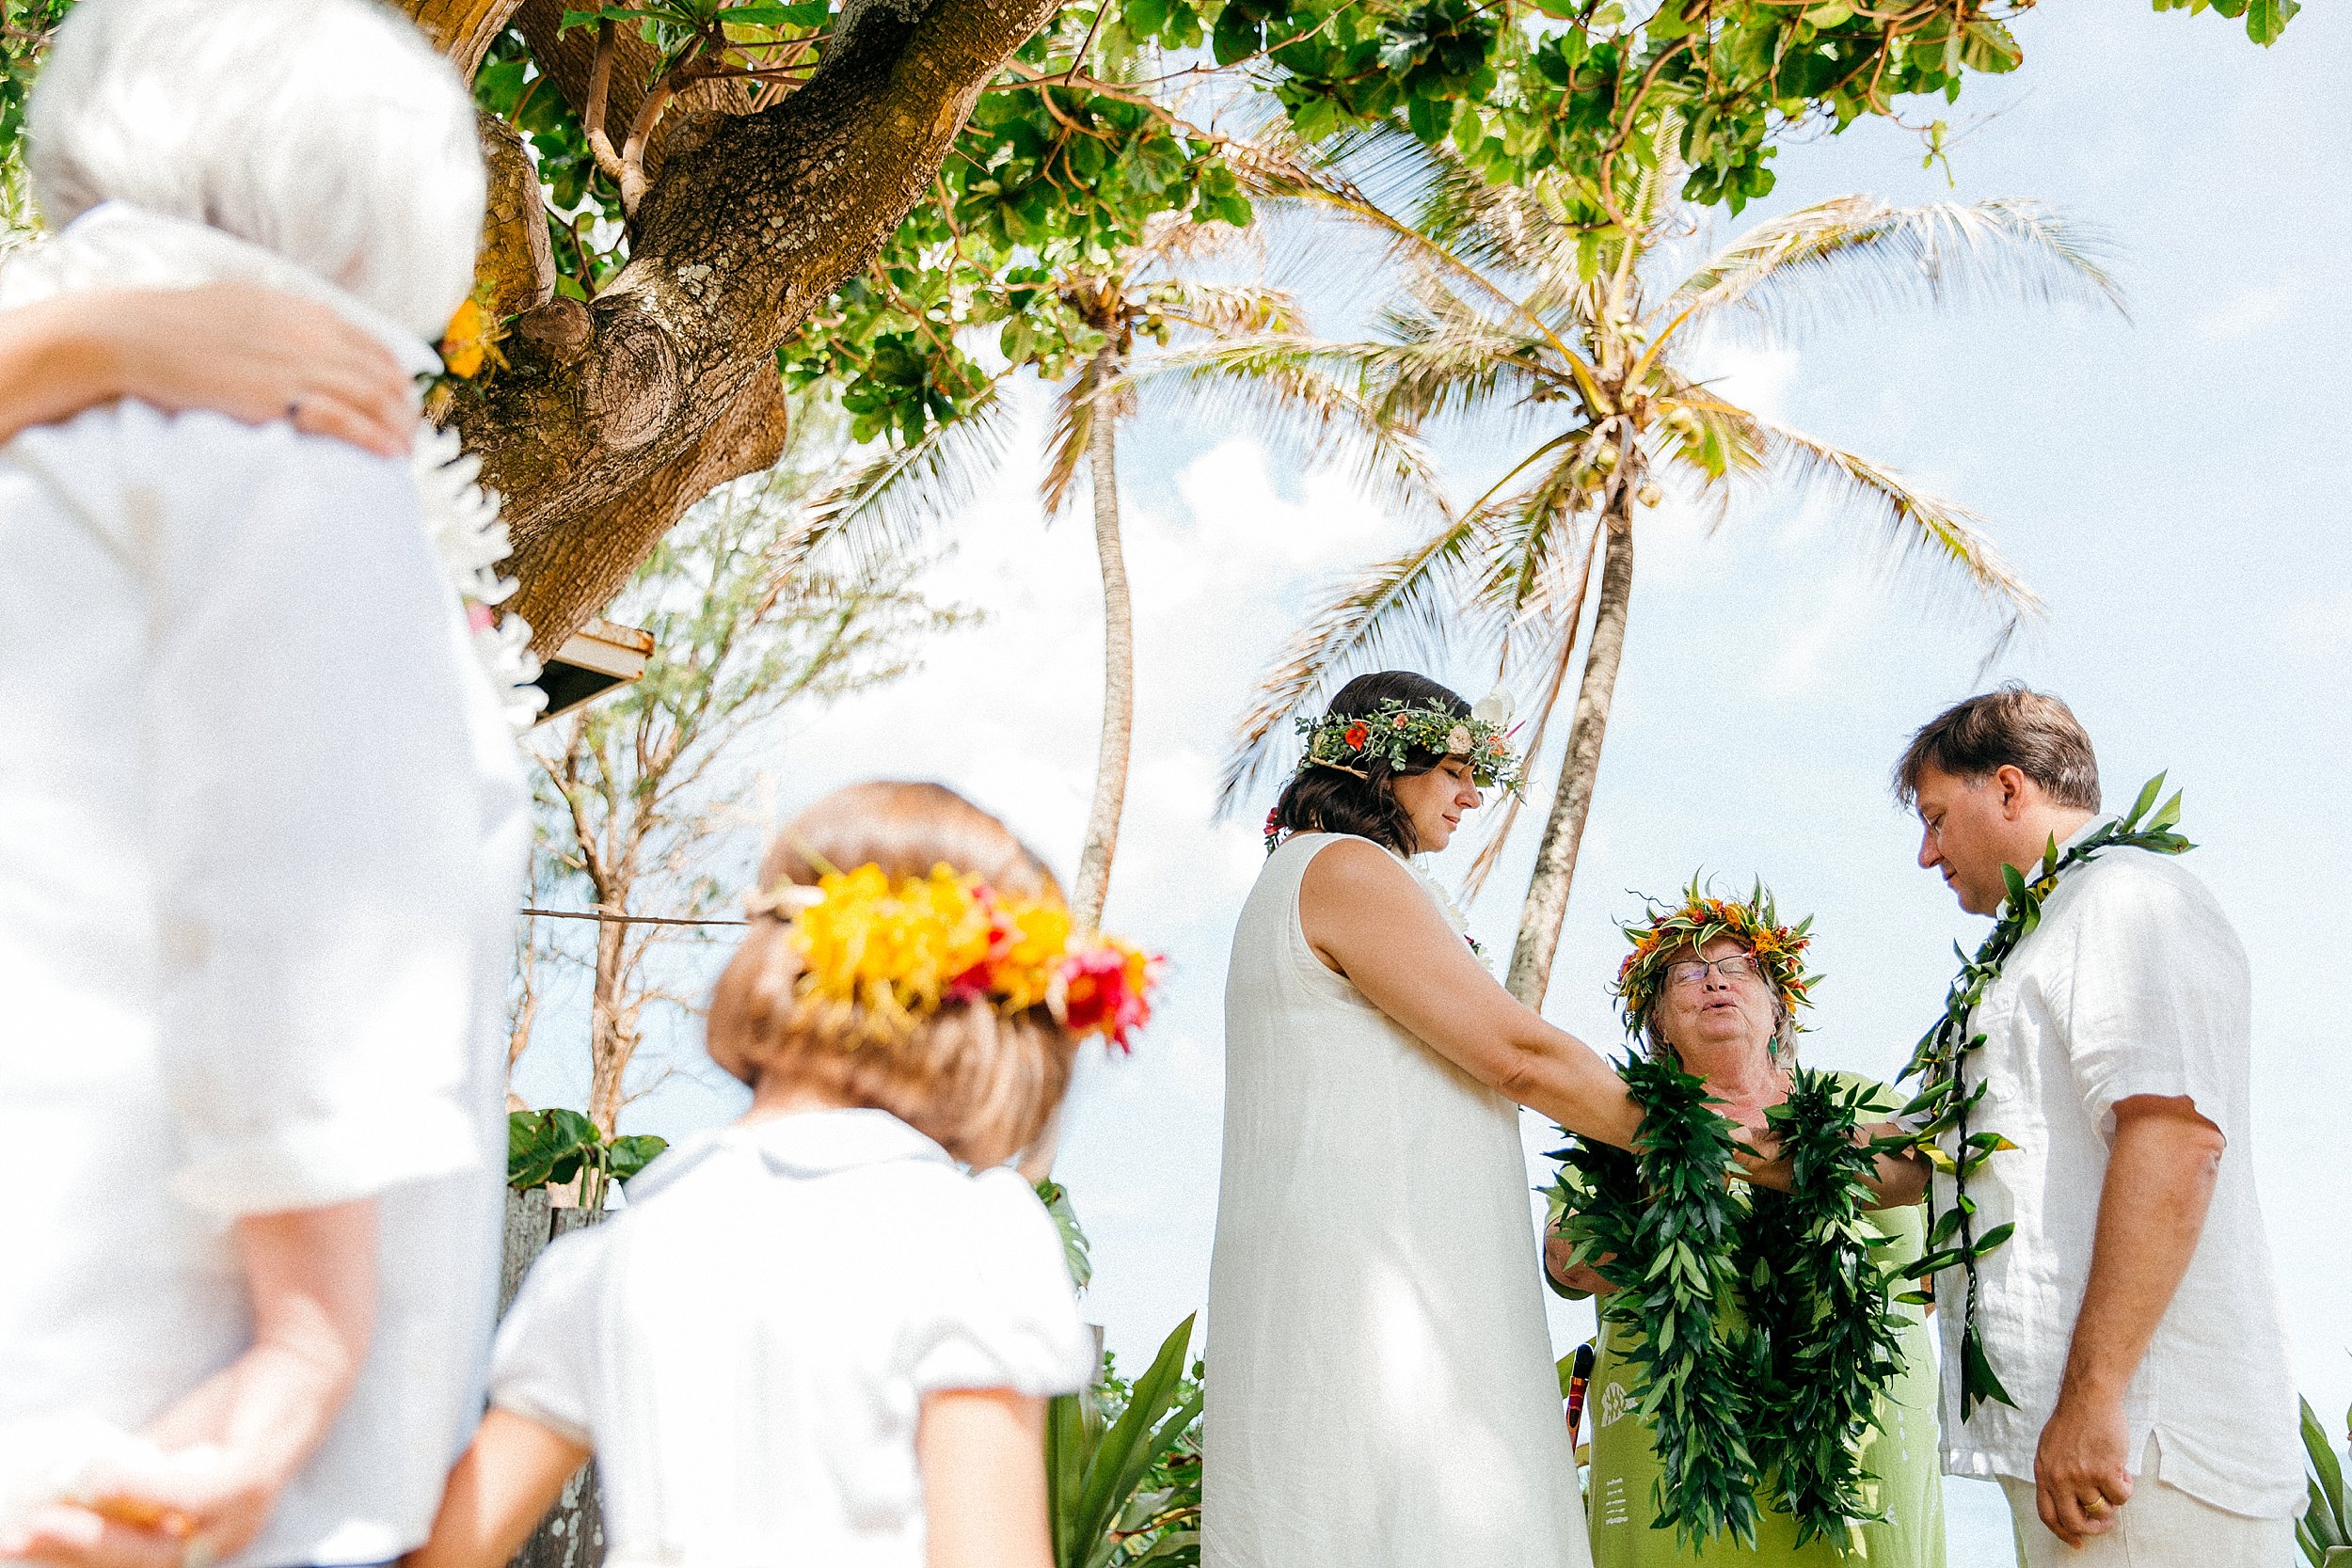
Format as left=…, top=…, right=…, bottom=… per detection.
left=1547, top=888, right=1946, bottom=1568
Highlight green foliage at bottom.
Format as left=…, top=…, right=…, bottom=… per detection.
left=2303, top=1396, right=2351, bottom=1568
left=1048, top=1314, right=1204, bottom=1568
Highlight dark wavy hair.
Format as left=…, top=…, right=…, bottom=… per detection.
left=1268, top=670, right=1471, bottom=857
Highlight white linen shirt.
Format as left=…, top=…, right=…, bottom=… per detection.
left=0, top=399, right=528, bottom=1565
left=491, top=1109, right=1095, bottom=1568
left=1931, top=831, right=2300, bottom=1517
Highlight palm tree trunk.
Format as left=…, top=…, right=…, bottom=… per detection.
left=1072, top=347, right=1134, bottom=931
left=1505, top=502, right=1634, bottom=1009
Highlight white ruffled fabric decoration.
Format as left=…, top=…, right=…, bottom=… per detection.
left=0, top=201, right=546, bottom=730
left=412, top=422, right=546, bottom=730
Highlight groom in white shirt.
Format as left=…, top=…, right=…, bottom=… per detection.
left=1893, top=686, right=2299, bottom=1567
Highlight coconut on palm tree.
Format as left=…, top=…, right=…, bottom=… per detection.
left=1208, top=138, right=2122, bottom=1007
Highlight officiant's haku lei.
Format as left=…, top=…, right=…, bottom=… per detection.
left=1613, top=879, right=1816, bottom=1037
left=1893, top=772, right=2193, bottom=1418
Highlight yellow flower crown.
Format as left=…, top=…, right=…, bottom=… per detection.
left=749, top=863, right=1161, bottom=1050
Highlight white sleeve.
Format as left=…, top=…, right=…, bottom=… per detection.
left=489, top=1228, right=603, bottom=1447
left=909, top=1169, right=1097, bottom=1398
left=141, top=415, right=486, bottom=1215
left=2056, top=861, right=2248, bottom=1135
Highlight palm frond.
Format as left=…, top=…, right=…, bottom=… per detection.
left=1658, top=196, right=2125, bottom=351
left=1459, top=550, right=1592, bottom=902
left=1216, top=518, right=1484, bottom=813
left=1651, top=365, right=1771, bottom=486
left=1761, top=418, right=2043, bottom=646
left=1158, top=278, right=1308, bottom=337
left=1040, top=373, right=1097, bottom=522
left=1467, top=443, right=1597, bottom=629
left=1125, top=339, right=1453, bottom=529
left=1138, top=211, right=1263, bottom=268
left=1361, top=298, right=1564, bottom=427
left=1254, top=180, right=1604, bottom=397
left=1320, top=121, right=1588, bottom=293
left=798, top=379, right=1016, bottom=567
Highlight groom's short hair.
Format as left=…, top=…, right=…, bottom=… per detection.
left=1895, top=684, right=2101, bottom=812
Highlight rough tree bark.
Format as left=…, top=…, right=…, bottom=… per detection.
left=395, top=0, right=1063, bottom=653
left=1071, top=344, right=1133, bottom=931
left=1506, top=499, right=1634, bottom=1011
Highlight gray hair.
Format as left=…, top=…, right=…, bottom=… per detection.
left=28, top=0, right=485, bottom=339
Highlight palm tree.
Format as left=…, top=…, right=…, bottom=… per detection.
left=1210, top=139, right=2122, bottom=1009
left=805, top=210, right=1443, bottom=931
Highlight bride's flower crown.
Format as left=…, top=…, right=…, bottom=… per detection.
left=746, top=863, right=1162, bottom=1051
left=1614, top=879, right=1816, bottom=1035
left=1290, top=689, right=1529, bottom=795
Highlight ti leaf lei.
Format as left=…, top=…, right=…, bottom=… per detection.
left=1551, top=1059, right=1905, bottom=1551
left=1892, top=772, right=2192, bottom=1418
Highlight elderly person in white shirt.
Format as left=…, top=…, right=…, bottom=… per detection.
left=1896, top=686, right=2300, bottom=1568
left=0, top=4, right=530, bottom=1568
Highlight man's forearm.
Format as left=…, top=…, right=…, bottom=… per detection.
left=2060, top=1101, right=2223, bottom=1401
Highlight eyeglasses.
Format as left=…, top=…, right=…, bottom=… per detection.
left=1662, top=954, right=1761, bottom=989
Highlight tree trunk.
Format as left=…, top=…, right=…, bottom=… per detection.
left=1071, top=348, right=1133, bottom=931
left=391, top=0, right=1065, bottom=653
left=587, top=911, right=630, bottom=1135
left=1505, top=503, right=1634, bottom=1010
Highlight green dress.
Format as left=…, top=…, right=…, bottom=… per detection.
left=1580, top=1079, right=1946, bottom=1568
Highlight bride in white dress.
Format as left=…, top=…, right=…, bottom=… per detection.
left=1205, top=670, right=1646, bottom=1568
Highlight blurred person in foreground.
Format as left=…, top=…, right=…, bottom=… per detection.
left=1896, top=687, right=2298, bottom=1565
left=0, top=2, right=535, bottom=1567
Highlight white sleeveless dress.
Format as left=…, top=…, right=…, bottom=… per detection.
left=1204, top=832, right=1592, bottom=1568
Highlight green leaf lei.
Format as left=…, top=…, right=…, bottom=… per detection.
left=1745, top=1074, right=1908, bottom=1550
left=1551, top=1061, right=1905, bottom=1551
left=1892, top=772, right=2192, bottom=1418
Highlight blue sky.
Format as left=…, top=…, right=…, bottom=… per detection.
left=516, top=4, right=2349, bottom=1559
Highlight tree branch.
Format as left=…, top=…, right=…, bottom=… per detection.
left=458, top=0, right=1065, bottom=650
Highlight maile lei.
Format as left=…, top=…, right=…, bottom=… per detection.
left=1550, top=1064, right=1904, bottom=1553
left=1891, top=772, right=2190, bottom=1417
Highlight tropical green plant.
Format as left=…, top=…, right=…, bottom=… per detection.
left=2303, top=1396, right=2351, bottom=1568
left=506, top=1106, right=669, bottom=1211
left=1212, top=137, right=2120, bottom=1006
left=1048, top=1314, right=1205, bottom=1568
left=1036, top=1179, right=1096, bottom=1291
